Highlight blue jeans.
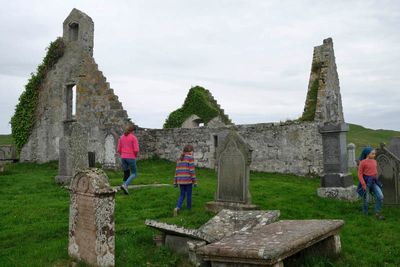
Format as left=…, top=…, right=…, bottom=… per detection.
left=176, top=184, right=193, bottom=210
left=121, top=158, right=137, bottom=186
left=362, top=176, right=384, bottom=214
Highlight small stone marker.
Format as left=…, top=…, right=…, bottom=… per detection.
left=206, top=130, right=257, bottom=212
left=55, top=120, right=89, bottom=185
left=68, top=169, right=116, bottom=267
left=376, top=143, right=400, bottom=205
left=347, top=143, right=356, bottom=168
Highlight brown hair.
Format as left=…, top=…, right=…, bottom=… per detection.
left=124, top=123, right=135, bottom=136
left=180, top=144, right=194, bottom=160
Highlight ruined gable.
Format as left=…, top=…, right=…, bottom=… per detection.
left=301, top=38, right=345, bottom=124
left=19, top=9, right=133, bottom=164
left=163, top=86, right=232, bottom=129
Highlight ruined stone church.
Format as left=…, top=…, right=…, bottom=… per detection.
left=19, top=9, right=349, bottom=177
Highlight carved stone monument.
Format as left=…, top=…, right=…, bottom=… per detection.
left=347, top=143, right=357, bottom=168
left=206, top=130, right=257, bottom=212
left=376, top=143, right=400, bottom=205
left=388, top=137, right=400, bottom=159
left=55, top=120, right=89, bottom=185
left=69, top=169, right=116, bottom=266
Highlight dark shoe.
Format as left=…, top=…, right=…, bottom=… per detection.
left=375, top=213, right=385, bottom=220
left=123, top=170, right=130, bottom=182
left=120, top=184, right=129, bottom=195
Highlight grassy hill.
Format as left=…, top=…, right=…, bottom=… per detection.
left=0, top=134, right=13, bottom=146
left=347, top=123, right=400, bottom=156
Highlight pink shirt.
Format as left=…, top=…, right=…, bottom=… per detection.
left=358, top=159, right=378, bottom=186
left=117, top=133, right=139, bottom=159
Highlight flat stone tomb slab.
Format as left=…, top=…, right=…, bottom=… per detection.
left=196, top=220, right=344, bottom=266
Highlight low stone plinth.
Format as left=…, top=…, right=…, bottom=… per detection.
left=196, top=220, right=344, bottom=266
left=205, top=201, right=258, bottom=213
left=317, top=185, right=358, bottom=201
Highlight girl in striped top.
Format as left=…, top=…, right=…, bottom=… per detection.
left=173, top=144, right=197, bottom=216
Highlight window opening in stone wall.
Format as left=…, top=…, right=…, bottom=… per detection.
left=214, top=135, right=218, bottom=148
left=69, top=22, right=79, bottom=41
left=66, top=84, right=77, bottom=120
left=199, top=122, right=205, bottom=127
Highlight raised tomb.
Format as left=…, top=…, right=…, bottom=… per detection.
left=16, top=9, right=350, bottom=178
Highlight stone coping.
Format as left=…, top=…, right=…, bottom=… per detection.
left=196, top=219, right=344, bottom=265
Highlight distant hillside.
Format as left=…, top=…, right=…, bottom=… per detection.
left=347, top=123, right=400, bottom=156
left=0, top=134, right=13, bottom=146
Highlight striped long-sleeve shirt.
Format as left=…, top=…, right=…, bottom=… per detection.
left=174, top=152, right=197, bottom=185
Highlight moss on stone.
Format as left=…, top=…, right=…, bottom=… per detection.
left=299, top=61, right=323, bottom=122
left=163, top=86, right=231, bottom=128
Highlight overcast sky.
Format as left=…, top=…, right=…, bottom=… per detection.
left=0, top=0, right=399, bottom=134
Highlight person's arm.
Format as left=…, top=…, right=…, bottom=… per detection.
left=358, top=161, right=366, bottom=189
left=188, top=156, right=197, bottom=185
left=117, top=137, right=121, bottom=156
left=132, top=136, right=139, bottom=158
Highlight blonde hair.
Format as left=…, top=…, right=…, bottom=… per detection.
left=124, top=123, right=135, bottom=136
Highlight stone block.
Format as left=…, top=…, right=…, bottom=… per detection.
left=317, top=185, right=358, bottom=201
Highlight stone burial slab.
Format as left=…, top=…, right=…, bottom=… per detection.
left=206, top=129, right=258, bottom=212
left=68, top=169, right=116, bottom=267
left=196, top=220, right=344, bottom=267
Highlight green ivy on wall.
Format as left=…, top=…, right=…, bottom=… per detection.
left=163, top=86, right=231, bottom=128
left=11, top=38, right=65, bottom=152
left=299, top=61, right=323, bottom=122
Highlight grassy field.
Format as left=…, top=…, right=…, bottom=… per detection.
left=0, top=134, right=13, bottom=145
left=1, top=159, right=400, bottom=267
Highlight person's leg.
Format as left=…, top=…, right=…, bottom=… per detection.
left=186, top=185, right=193, bottom=210
left=362, top=188, right=369, bottom=215
left=124, top=159, right=137, bottom=186
left=371, top=183, right=384, bottom=214
left=176, top=185, right=186, bottom=209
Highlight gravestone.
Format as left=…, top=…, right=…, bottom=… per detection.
left=388, top=137, right=400, bottom=159
left=347, top=143, right=356, bottom=168
left=103, top=134, right=117, bottom=169
left=0, top=145, right=17, bottom=163
left=69, top=169, right=116, bottom=266
left=55, top=120, right=89, bottom=185
left=317, top=123, right=357, bottom=201
left=376, top=144, right=400, bottom=205
left=206, top=130, right=257, bottom=212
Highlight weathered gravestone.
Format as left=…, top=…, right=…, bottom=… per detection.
left=317, top=123, right=357, bottom=201
left=206, top=130, right=258, bottom=212
left=69, top=169, right=116, bottom=266
left=388, top=137, right=400, bottom=159
left=55, top=120, right=89, bottom=185
left=347, top=143, right=357, bottom=168
left=376, top=143, right=400, bottom=205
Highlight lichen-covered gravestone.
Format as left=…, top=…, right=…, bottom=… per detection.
left=55, top=120, right=89, bottom=185
left=388, top=137, right=400, bottom=159
left=376, top=143, right=400, bottom=205
left=206, top=130, right=258, bottom=212
left=68, top=169, right=116, bottom=266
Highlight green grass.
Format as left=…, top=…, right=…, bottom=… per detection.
left=347, top=123, right=400, bottom=156
left=0, top=134, right=13, bottom=145
left=1, top=159, right=400, bottom=266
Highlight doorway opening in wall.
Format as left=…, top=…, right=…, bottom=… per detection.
left=213, top=135, right=218, bottom=148
left=66, top=84, right=77, bottom=120
left=69, top=22, right=79, bottom=41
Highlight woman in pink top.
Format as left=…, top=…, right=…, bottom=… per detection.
left=357, top=147, right=384, bottom=220
left=117, top=123, right=139, bottom=195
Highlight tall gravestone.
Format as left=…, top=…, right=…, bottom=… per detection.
left=69, top=169, right=116, bottom=266
left=376, top=143, right=400, bottom=205
left=388, top=137, right=400, bottom=159
left=206, top=130, right=257, bottom=213
left=55, top=120, right=89, bottom=185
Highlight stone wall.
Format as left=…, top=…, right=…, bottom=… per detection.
left=136, top=121, right=323, bottom=176
left=20, top=9, right=131, bottom=164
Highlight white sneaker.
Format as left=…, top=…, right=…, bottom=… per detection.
left=120, top=184, right=129, bottom=195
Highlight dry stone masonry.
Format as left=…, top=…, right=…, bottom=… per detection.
left=69, top=169, right=116, bottom=266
